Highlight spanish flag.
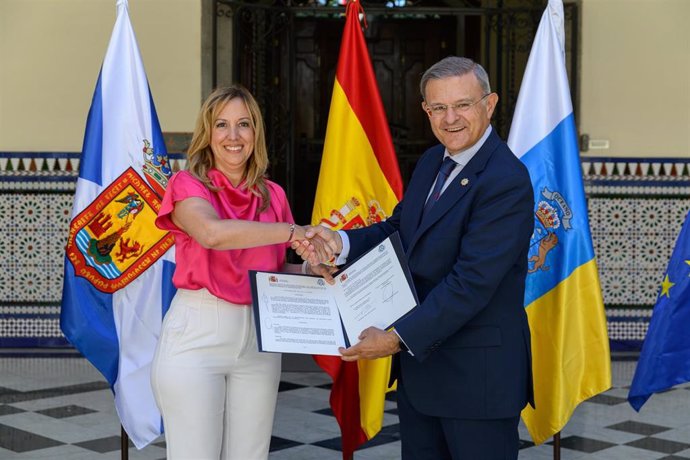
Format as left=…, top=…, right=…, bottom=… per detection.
left=311, top=1, right=403, bottom=457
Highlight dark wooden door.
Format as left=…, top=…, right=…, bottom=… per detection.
left=226, top=1, right=577, bottom=225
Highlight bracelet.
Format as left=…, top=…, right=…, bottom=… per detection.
left=287, top=223, right=295, bottom=242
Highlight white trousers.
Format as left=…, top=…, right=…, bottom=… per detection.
left=151, top=288, right=281, bottom=460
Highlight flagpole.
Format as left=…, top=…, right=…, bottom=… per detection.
left=121, top=426, right=129, bottom=460
left=553, top=432, right=560, bottom=460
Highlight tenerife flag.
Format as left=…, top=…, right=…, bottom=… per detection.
left=629, top=211, right=690, bottom=411
left=311, top=1, right=403, bottom=457
left=507, top=0, right=611, bottom=445
left=60, top=0, right=176, bottom=449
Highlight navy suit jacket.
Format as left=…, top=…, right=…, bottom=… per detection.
left=346, top=129, right=535, bottom=420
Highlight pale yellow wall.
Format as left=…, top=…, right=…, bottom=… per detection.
left=0, top=0, right=201, bottom=151
left=3, top=0, right=688, bottom=158
left=580, top=0, right=690, bottom=157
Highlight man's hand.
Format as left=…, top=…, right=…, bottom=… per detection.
left=339, top=327, right=401, bottom=361
left=306, top=263, right=338, bottom=285
left=306, top=225, right=343, bottom=256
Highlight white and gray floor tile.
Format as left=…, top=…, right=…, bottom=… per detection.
left=1, top=352, right=690, bottom=459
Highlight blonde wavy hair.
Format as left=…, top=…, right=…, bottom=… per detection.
left=185, top=84, right=270, bottom=213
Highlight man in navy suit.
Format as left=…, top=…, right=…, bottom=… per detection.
left=299, top=56, right=534, bottom=459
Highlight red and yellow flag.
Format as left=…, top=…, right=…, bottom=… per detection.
left=311, top=1, right=403, bottom=458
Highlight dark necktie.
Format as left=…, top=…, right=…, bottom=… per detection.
left=422, top=156, right=456, bottom=218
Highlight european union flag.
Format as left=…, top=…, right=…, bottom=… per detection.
left=629, top=210, right=690, bottom=411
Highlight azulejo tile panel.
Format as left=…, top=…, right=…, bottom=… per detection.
left=583, top=157, right=690, bottom=350
left=1, top=153, right=689, bottom=349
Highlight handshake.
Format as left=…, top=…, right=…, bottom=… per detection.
left=290, top=225, right=343, bottom=283
left=289, top=225, right=405, bottom=360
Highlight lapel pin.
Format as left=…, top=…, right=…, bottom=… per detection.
left=460, top=178, right=469, bottom=186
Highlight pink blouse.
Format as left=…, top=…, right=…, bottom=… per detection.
left=155, top=169, right=294, bottom=305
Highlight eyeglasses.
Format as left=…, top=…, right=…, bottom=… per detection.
left=425, top=93, right=491, bottom=117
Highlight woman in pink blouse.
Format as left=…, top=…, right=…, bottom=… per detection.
left=151, top=85, right=317, bottom=460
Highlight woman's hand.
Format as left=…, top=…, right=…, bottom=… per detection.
left=291, top=226, right=338, bottom=265
left=291, top=225, right=341, bottom=265
left=291, top=225, right=320, bottom=265
left=291, top=224, right=307, bottom=242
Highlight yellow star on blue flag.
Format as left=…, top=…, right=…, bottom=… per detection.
left=660, top=275, right=675, bottom=298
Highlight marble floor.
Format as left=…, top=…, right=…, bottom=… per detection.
left=1, top=351, right=690, bottom=459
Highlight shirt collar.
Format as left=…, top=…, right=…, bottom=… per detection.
left=444, top=125, right=493, bottom=166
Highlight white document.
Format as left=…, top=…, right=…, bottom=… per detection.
left=252, top=273, right=348, bottom=355
left=250, top=232, right=417, bottom=355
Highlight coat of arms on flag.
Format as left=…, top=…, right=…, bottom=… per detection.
left=65, top=165, right=173, bottom=293
left=528, top=187, right=573, bottom=274
left=317, top=197, right=388, bottom=231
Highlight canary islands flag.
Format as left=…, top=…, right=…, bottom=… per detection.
left=60, top=0, right=176, bottom=448
left=629, top=210, right=690, bottom=410
left=311, top=0, right=403, bottom=457
left=507, top=0, right=611, bottom=444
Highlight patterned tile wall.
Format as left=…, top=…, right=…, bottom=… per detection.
left=1, top=153, right=688, bottom=349
left=583, top=158, right=690, bottom=350
left=0, top=153, right=185, bottom=347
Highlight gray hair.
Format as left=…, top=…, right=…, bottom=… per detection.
left=419, top=56, right=491, bottom=100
